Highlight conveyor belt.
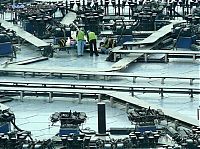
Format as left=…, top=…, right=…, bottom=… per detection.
left=133, top=21, right=185, bottom=45
left=60, top=12, right=76, bottom=26
left=124, top=20, right=185, bottom=46
left=116, top=21, right=185, bottom=68
left=0, top=19, right=49, bottom=48
left=112, top=49, right=200, bottom=62
left=111, top=45, right=153, bottom=68
left=113, top=49, right=200, bottom=55
left=0, top=67, right=199, bottom=85
left=0, top=80, right=199, bottom=98
left=0, top=85, right=198, bottom=127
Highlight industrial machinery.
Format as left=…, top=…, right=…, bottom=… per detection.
left=0, top=103, right=199, bottom=148
left=0, top=26, right=16, bottom=58
left=50, top=110, right=87, bottom=136
left=18, top=2, right=64, bottom=39
left=0, top=104, right=14, bottom=134
left=173, top=23, right=198, bottom=49
left=128, top=107, right=165, bottom=133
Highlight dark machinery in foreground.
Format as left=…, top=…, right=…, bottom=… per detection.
left=0, top=107, right=14, bottom=134
left=50, top=110, right=87, bottom=136
left=0, top=25, right=17, bottom=58
left=128, top=107, right=165, bottom=133
left=0, top=105, right=200, bottom=148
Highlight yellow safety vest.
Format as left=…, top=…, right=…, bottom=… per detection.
left=88, top=32, right=97, bottom=41
left=77, top=30, right=85, bottom=40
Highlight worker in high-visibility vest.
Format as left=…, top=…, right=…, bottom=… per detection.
left=76, top=28, right=85, bottom=57
left=87, top=30, right=99, bottom=56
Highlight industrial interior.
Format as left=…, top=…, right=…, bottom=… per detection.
left=0, top=0, right=199, bottom=148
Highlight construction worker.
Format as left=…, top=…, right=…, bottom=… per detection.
left=98, top=37, right=116, bottom=54
left=76, top=28, right=85, bottom=57
left=87, top=30, right=99, bottom=56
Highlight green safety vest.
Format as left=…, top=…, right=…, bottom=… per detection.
left=104, top=39, right=110, bottom=49
left=88, top=32, right=97, bottom=41
left=77, top=30, right=85, bottom=40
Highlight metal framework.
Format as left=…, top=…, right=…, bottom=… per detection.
left=0, top=68, right=199, bottom=85
left=112, top=49, right=200, bottom=62
left=0, top=80, right=199, bottom=99
left=0, top=82, right=198, bottom=128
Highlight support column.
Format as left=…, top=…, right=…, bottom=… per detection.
left=125, top=103, right=129, bottom=113
left=77, top=74, right=80, bottom=80
left=161, top=78, right=165, bottom=84
left=133, top=77, right=136, bottom=83
left=114, top=53, right=117, bottom=62
left=130, top=87, right=134, bottom=96
left=160, top=88, right=164, bottom=98
left=164, top=54, right=168, bottom=62
left=97, top=102, right=106, bottom=135
left=190, top=89, right=193, bottom=98
left=193, top=54, right=196, bottom=62
left=190, top=79, right=194, bottom=85
left=144, top=53, right=148, bottom=62
left=22, top=72, right=25, bottom=77
left=98, top=94, right=102, bottom=102
left=110, top=97, right=114, bottom=108
left=49, top=92, right=53, bottom=103
left=20, top=91, right=24, bottom=102
left=78, top=93, right=82, bottom=104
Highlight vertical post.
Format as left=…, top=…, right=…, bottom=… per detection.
left=78, top=93, right=82, bottom=104
left=97, top=102, right=106, bottom=135
left=197, top=107, right=200, bottom=126
left=77, top=74, right=80, bottom=80
left=20, top=91, right=23, bottom=102
left=110, top=97, right=114, bottom=107
left=22, top=72, right=25, bottom=77
left=98, top=94, right=101, bottom=102
left=32, top=72, right=35, bottom=77
left=160, top=88, right=164, bottom=98
left=161, top=78, right=165, bottom=84
left=164, top=54, right=168, bottom=62
left=190, top=89, right=193, bottom=98
left=144, top=53, right=148, bottom=62
left=49, top=73, right=52, bottom=77
left=49, top=92, right=53, bottom=103
left=118, top=0, right=120, bottom=15
left=130, top=87, right=134, bottom=96
left=66, top=0, right=68, bottom=13
left=133, top=77, right=136, bottom=83
left=190, top=79, right=193, bottom=85
left=114, top=53, right=117, bottom=62
left=193, top=54, right=196, bottom=62
left=125, top=103, right=129, bottom=113
left=60, top=73, right=62, bottom=78
left=103, top=75, right=106, bottom=80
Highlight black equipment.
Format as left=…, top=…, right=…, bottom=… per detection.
left=50, top=110, right=87, bottom=136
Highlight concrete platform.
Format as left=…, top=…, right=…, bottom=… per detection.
left=0, top=5, right=199, bottom=141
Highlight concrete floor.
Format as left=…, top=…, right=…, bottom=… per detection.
left=0, top=2, right=199, bottom=140
left=1, top=44, right=199, bottom=140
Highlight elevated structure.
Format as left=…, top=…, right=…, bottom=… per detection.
left=0, top=19, right=49, bottom=48
left=0, top=85, right=198, bottom=127
left=123, top=20, right=186, bottom=48
left=112, top=49, right=200, bottom=62
left=60, top=12, right=76, bottom=26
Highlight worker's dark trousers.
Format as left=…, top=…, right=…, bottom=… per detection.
left=89, top=39, right=98, bottom=56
